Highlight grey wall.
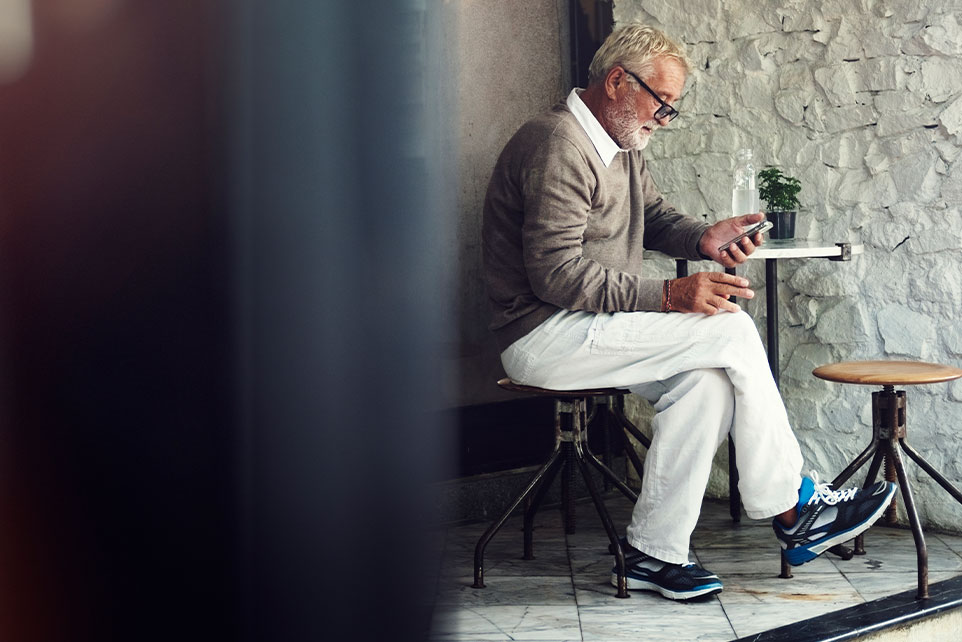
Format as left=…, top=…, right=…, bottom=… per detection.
left=444, top=0, right=570, bottom=407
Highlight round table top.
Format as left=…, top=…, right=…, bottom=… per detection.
left=813, top=360, right=962, bottom=386
left=750, top=239, right=863, bottom=260
left=646, top=239, right=863, bottom=262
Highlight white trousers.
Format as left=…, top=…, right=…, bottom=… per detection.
left=501, top=308, right=804, bottom=564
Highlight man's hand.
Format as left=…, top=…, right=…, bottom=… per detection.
left=699, top=213, right=767, bottom=268
left=669, top=272, right=754, bottom=315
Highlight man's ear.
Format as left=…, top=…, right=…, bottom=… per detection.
left=603, top=66, right=627, bottom=100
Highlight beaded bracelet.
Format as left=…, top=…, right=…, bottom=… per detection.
left=663, top=279, right=673, bottom=312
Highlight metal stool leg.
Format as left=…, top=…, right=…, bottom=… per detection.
left=473, top=443, right=563, bottom=589
left=887, top=440, right=929, bottom=599
left=581, top=402, right=638, bottom=503
left=570, top=402, right=629, bottom=598
left=728, top=438, right=741, bottom=523
left=900, top=440, right=962, bottom=505
left=853, top=447, right=886, bottom=555
left=523, top=449, right=565, bottom=560
left=618, top=423, right=647, bottom=484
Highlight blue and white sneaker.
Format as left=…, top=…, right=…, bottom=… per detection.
left=774, top=473, right=897, bottom=566
left=611, top=547, right=722, bottom=600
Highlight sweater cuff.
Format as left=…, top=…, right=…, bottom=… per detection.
left=689, top=223, right=713, bottom=260
left=635, top=278, right=667, bottom=311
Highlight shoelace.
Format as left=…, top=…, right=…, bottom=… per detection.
left=807, top=471, right=858, bottom=506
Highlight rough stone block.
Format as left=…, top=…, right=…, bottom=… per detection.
left=861, top=23, right=901, bottom=57
left=642, top=0, right=722, bottom=42
left=784, top=394, right=823, bottom=433
left=689, top=76, right=734, bottom=114
left=850, top=57, right=901, bottom=92
left=945, top=325, right=962, bottom=356
left=920, top=58, right=962, bottom=103
left=818, top=131, right=868, bottom=169
left=734, top=38, right=769, bottom=72
left=877, top=303, right=936, bottom=357
left=776, top=128, right=818, bottom=168
left=907, top=225, right=962, bottom=255
left=807, top=98, right=878, bottom=133
left=864, top=140, right=892, bottom=175
left=825, top=16, right=866, bottom=60
left=701, top=123, right=740, bottom=154
left=817, top=396, right=862, bottom=434
left=890, top=151, right=942, bottom=204
left=815, top=65, right=855, bottom=106
left=882, top=0, right=930, bottom=24
left=783, top=342, right=837, bottom=390
left=936, top=139, right=962, bottom=165
left=778, top=63, right=815, bottom=91
left=734, top=73, right=776, bottom=112
left=729, top=8, right=779, bottom=40
left=876, top=108, right=938, bottom=137
left=788, top=294, right=820, bottom=330
left=787, top=260, right=858, bottom=296
left=950, top=379, right=962, bottom=402
left=939, top=95, right=962, bottom=144
left=872, top=90, right=905, bottom=114
left=814, top=300, right=871, bottom=344
left=904, top=12, right=962, bottom=56
left=862, top=219, right=913, bottom=252
left=835, top=169, right=898, bottom=208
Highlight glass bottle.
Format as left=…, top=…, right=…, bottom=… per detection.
left=731, top=148, right=759, bottom=216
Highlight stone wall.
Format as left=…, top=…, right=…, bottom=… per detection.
left=615, top=0, right=962, bottom=531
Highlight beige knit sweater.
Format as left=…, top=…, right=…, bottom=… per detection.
left=482, top=101, right=710, bottom=351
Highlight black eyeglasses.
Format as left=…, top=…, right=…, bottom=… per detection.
left=623, top=68, right=679, bottom=122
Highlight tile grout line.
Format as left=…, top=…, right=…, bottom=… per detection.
left=692, top=544, right=740, bottom=641
left=565, top=526, right=588, bottom=642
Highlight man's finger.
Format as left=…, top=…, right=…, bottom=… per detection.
left=709, top=272, right=750, bottom=288
left=714, top=296, right=741, bottom=313
left=726, top=242, right=748, bottom=262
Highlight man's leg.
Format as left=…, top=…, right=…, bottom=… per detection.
left=503, top=308, right=805, bottom=526
left=625, top=368, right=734, bottom=564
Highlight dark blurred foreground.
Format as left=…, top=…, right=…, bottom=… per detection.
left=0, top=2, right=450, bottom=640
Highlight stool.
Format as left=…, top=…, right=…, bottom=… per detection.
left=812, top=360, right=962, bottom=599
left=471, top=378, right=741, bottom=598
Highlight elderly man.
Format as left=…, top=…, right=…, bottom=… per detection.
left=481, top=23, right=895, bottom=601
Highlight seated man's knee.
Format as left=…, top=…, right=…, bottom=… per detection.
left=668, top=367, right=733, bottom=401
left=693, top=367, right=734, bottom=400
left=714, top=309, right=762, bottom=344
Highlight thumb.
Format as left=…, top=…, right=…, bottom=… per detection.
left=737, top=212, right=765, bottom=226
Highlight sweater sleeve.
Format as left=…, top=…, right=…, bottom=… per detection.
left=520, top=137, right=665, bottom=313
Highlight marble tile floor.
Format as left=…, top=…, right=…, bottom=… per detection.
left=429, top=494, right=962, bottom=641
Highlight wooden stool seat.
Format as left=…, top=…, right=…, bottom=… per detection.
left=497, top=377, right=628, bottom=398
left=813, top=360, right=962, bottom=386
left=813, top=359, right=962, bottom=599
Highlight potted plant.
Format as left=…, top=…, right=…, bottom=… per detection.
left=758, top=167, right=801, bottom=239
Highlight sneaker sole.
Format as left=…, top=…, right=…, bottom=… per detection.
left=610, top=573, right=723, bottom=600
left=784, top=482, right=898, bottom=566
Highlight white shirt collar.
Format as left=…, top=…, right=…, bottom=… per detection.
left=566, top=88, right=623, bottom=167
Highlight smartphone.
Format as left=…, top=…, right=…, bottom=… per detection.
left=718, top=220, right=773, bottom=253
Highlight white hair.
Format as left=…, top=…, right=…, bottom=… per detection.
left=588, top=23, right=693, bottom=85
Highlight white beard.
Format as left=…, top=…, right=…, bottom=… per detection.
left=604, top=97, right=659, bottom=151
